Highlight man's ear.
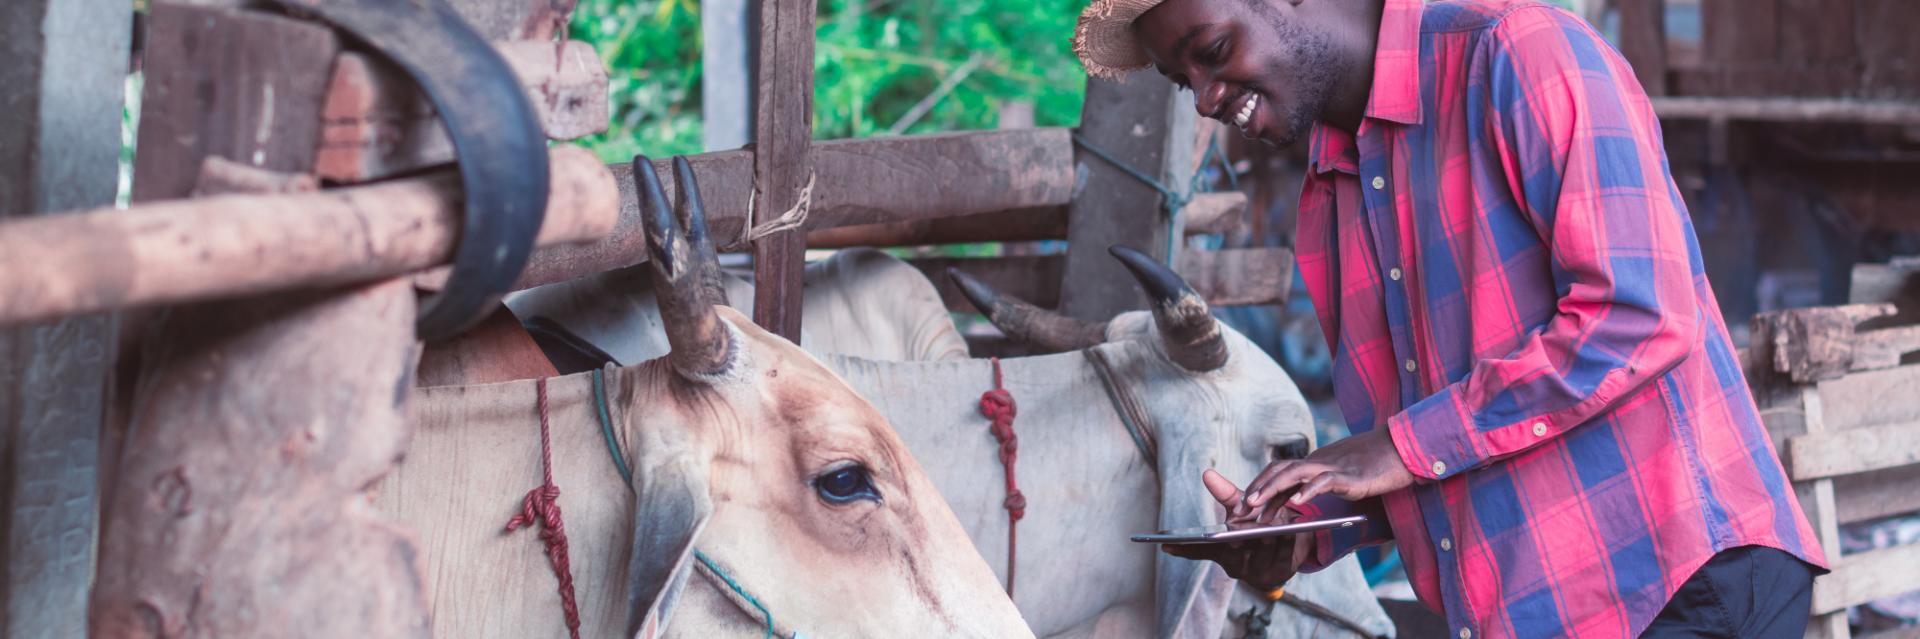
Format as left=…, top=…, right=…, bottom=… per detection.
left=625, top=449, right=713, bottom=639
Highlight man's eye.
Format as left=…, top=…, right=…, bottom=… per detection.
left=1203, top=39, right=1227, bottom=64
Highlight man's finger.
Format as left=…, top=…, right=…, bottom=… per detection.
left=1243, top=460, right=1297, bottom=504
left=1247, top=462, right=1327, bottom=507
left=1201, top=469, right=1244, bottom=511
left=1291, top=471, right=1345, bottom=505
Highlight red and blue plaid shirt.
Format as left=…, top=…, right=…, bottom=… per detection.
left=1284, top=1, right=1827, bottom=637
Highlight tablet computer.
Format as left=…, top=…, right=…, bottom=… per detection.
left=1129, top=514, right=1367, bottom=545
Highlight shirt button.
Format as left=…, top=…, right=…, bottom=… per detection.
left=1389, top=267, right=1403, bottom=281
left=1405, top=359, right=1417, bottom=372
left=1441, top=537, right=1452, bottom=551
left=1460, top=629, right=1472, bottom=639
left=1431, top=460, right=1447, bottom=476
left=1532, top=421, right=1548, bottom=436
left=1371, top=176, right=1386, bottom=190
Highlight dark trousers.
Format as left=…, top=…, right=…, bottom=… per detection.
left=1641, top=545, right=1817, bottom=638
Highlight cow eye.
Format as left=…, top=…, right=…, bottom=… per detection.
left=813, top=464, right=880, bottom=504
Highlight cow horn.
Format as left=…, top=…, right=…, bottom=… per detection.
left=1109, top=245, right=1228, bottom=372
left=671, top=156, right=730, bottom=308
left=637, top=155, right=733, bottom=377
left=948, top=268, right=1107, bottom=352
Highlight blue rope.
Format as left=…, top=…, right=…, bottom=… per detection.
left=591, top=368, right=633, bottom=485
left=1070, top=131, right=1236, bottom=260
left=693, top=550, right=777, bottom=639
left=592, top=369, right=781, bottom=638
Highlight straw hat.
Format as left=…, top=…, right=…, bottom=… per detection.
left=1073, top=0, right=1168, bottom=79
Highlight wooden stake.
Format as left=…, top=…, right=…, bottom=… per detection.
left=750, top=0, right=820, bottom=341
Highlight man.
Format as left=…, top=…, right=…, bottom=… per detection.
left=1072, top=0, right=1828, bottom=637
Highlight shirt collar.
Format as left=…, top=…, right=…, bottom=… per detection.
left=1309, top=0, right=1424, bottom=175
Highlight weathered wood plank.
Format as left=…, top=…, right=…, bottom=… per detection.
left=90, top=278, right=431, bottom=638
left=445, top=0, right=559, bottom=40
left=131, top=4, right=338, bottom=202
left=1787, top=418, right=1920, bottom=480
left=1175, top=247, right=1294, bottom=307
left=0, top=1, right=130, bottom=636
left=1812, top=540, right=1920, bottom=615
left=1060, top=72, right=1196, bottom=321
left=1855, top=0, right=1920, bottom=97
left=509, top=129, right=1076, bottom=290
left=749, top=0, right=820, bottom=341
left=1834, top=464, right=1920, bottom=525
left=0, top=147, right=617, bottom=327
left=314, top=41, right=610, bottom=183
left=1651, top=97, right=1920, bottom=125
left=1668, top=67, right=1920, bottom=99
left=1616, top=0, right=1669, bottom=96
left=1816, top=365, right=1920, bottom=430
left=805, top=189, right=1241, bottom=249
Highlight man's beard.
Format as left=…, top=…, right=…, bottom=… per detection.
left=1255, top=6, right=1344, bottom=147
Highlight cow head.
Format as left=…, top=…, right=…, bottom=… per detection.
left=623, top=157, right=1031, bottom=639
left=951, top=251, right=1316, bottom=638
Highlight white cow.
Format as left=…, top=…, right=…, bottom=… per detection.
left=379, top=158, right=1033, bottom=638
left=511, top=247, right=1394, bottom=639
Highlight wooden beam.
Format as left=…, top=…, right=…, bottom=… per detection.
left=1835, top=464, right=1920, bottom=525
left=912, top=247, right=1294, bottom=315
left=1812, top=540, right=1920, bottom=615
left=0, top=0, right=128, bottom=635
left=1751, top=313, right=1850, bottom=639
left=510, top=128, right=1075, bottom=290
left=445, top=0, right=560, bottom=40
left=805, top=190, right=1242, bottom=249
left=1616, top=0, right=1669, bottom=96
left=315, top=41, right=610, bottom=183
left=1787, top=418, right=1920, bottom=480
left=1818, top=365, right=1920, bottom=431
left=1652, top=97, right=1920, bottom=125
left=1060, top=73, right=1196, bottom=321
left=0, top=147, right=617, bottom=328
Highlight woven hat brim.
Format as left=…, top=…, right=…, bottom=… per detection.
left=1073, top=0, right=1166, bottom=80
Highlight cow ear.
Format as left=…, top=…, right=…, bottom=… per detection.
left=626, top=451, right=713, bottom=639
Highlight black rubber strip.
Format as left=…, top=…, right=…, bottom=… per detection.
left=265, top=0, right=549, bottom=341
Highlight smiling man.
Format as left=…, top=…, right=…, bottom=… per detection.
left=1073, top=0, right=1829, bottom=637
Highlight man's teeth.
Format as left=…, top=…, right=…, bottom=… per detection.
left=1233, top=94, right=1258, bottom=127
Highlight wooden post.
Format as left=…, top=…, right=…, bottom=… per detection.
left=1059, top=74, right=1197, bottom=321
left=1616, top=0, right=1668, bottom=96
left=749, top=0, right=817, bottom=341
left=703, top=0, right=754, bottom=151
left=0, top=1, right=130, bottom=637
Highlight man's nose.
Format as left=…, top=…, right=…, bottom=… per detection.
left=1194, top=78, right=1230, bottom=120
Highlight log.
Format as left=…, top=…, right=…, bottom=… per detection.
left=315, top=40, right=610, bottom=183
left=0, top=146, right=617, bottom=328
left=508, top=128, right=1076, bottom=290
left=90, top=278, right=430, bottom=638
left=803, top=190, right=1244, bottom=249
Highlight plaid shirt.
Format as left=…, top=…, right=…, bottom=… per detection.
left=1282, top=1, right=1827, bottom=637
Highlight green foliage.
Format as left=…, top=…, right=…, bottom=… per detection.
left=567, top=0, right=1088, bottom=161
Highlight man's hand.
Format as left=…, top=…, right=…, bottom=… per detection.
left=1244, top=427, right=1416, bottom=511
left=1161, top=470, right=1312, bottom=591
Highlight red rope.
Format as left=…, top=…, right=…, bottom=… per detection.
left=507, top=377, right=581, bottom=639
left=978, top=357, right=1024, bottom=596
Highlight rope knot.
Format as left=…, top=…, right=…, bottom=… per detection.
left=979, top=358, right=1023, bottom=595
left=507, top=378, right=582, bottom=639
